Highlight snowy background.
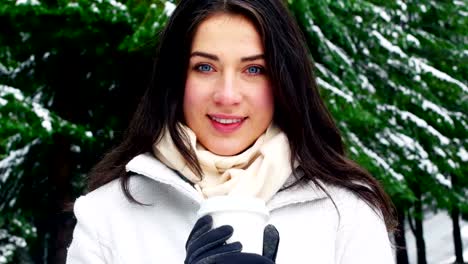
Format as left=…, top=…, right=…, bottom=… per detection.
left=0, top=0, right=467, bottom=263
left=405, top=212, right=468, bottom=264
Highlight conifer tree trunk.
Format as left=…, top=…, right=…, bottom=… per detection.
left=451, top=205, right=464, bottom=263
left=395, top=206, right=409, bottom=264
left=413, top=187, right=427, bottom=264
left=49, top=134, right=74, bottom=264
left=451, top=174, right=465, bottom=264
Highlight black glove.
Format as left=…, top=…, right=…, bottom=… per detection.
left=210, top=224, right=280, bottom=264
left=185, top=215, right=280, bottom=264
left=185, top=215, right=242, bottom=264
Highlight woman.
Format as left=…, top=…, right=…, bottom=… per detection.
left=67, top=0, right=397, bottom=263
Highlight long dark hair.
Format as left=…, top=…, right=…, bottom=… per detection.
left=88, top=0, right=397, bottom=230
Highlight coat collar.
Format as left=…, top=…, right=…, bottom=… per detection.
left=125, top=153, right=328, bottom=211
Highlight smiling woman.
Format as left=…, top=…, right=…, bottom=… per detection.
left=66, top=0, right=397, bottom=263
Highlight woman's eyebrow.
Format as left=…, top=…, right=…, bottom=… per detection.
left=240, top=54, right=264, bottom=62
left=191, top=51, right=219, bottom=61
left=190, top=51, right=265, bottom=62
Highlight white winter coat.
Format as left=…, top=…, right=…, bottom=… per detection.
left=66, top=153, right=395, bottom=263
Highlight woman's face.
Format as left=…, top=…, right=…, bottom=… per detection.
left=183, top=13, right=274, bottom=156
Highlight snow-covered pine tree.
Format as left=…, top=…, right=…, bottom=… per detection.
left=288, top=0, right=467, bottom=263
left=0, top=0, right=175, bottom=262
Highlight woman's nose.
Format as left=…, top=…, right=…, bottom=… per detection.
left=213, top=73, right=241, bottom=105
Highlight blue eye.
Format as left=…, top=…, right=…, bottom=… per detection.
left=246, top=66, right=263, bottom=75
left=196, top=64, right=213, bottom=72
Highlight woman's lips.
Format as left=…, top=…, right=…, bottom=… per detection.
left=208, top=115, right=247, bottom=133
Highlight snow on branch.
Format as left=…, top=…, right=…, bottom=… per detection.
left=372, top=5, right=391, bottom=22
left=16, top=0, right=40, bottom=6
left=390, top=83, right=458, bottom=126
left=378, top=104, right=450, bottom=145
left=8, top=55, right=35, bottom=79
left=0, top=228, right=27, bottom=262
left=0, top=85, right=53, bottom=132
left=458, top=147, right=468, bottom=162
left=348, top=132, right=404, bottom=181
left=0, top=85, right=25, bottom=101
left=0, top=139, right=40, bottom=183
left=317, top=77, right=354, bottom=103
left=107, top=0, right=127, bottom=11
left=310, top=25, right=353, bottom=65
left=314, top=63, right=345, bottom=87
left=409, top=57, right=468, bottom=93
left=380, top=129, right=451, bottom=187
left=371, top=30, right=407, bottom=58
left=164, top=1, right=176, bottom=16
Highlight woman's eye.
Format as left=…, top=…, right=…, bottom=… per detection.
left=196, top=64, right=213, bottom=72
left=246, top=66, right=264, bottom=75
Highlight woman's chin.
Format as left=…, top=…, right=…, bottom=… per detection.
left=207, top=148, right=244, bottom=156
left=202, top=143, right=248, bottom=156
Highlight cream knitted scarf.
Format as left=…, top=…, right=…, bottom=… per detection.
left=152, top=123, right=294, bottom=202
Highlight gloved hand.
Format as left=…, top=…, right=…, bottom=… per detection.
left=211, top=224, right=280, bottom=264
left=184, top=215, right=242, bottom=264
left=185, top=215, right=280, bottom=264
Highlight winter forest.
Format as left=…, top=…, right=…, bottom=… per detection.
left=0, top=0, right=467, bottom=263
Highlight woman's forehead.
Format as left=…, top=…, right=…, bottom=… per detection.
left=190, top=13, right=264, bottom=56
